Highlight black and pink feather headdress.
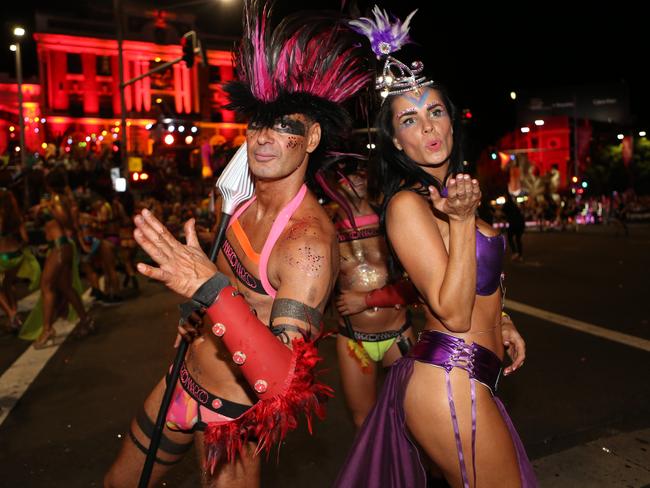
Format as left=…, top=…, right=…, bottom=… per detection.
left=224, top=0, right=372, bottom=153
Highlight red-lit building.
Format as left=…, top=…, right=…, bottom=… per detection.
left=0, top=80, right=42, bottom=156
left=1, top=10, right=246, bottom=175
left=493, top=83, right=629, bottom=192
left=497, top=116, right=574, bottom=192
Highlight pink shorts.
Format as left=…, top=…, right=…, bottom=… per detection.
left=165, top=363, right=252, bottom=433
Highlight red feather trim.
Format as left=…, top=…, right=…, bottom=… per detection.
left=203, top=338, right=333, bottom=473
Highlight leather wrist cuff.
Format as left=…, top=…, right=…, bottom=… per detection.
left=179, top=272, right=230, bottom=322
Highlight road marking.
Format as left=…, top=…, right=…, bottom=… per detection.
left=0, top=289, right=93, bottom=428
left=533, top=428, right=650, bottom=486
left=505, top=299, right=650, bottom=352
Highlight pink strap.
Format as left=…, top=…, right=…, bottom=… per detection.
left=229, top=196, right=257, bottom=228
left=335, top=213, right=379, bottom=230
left=259, top=185, right=308, bottom=297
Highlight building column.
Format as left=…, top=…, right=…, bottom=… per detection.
left=133, top=60, right=143, bottom=112
left=173, top=63, right=183, bottom=114
left=123, top=57, right=132, bottom=112
left=219, top=64, right=234, bottom=122
left=112, top=56, right=122, bottom=115
left=50, top=50, right=69, bottom=111
left=82, top=53, right=99, bottom=114
left=182, top=65, right=191, bottom=114
left=141, top=60, right=151, bottom=112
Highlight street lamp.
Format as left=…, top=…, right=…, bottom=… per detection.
left=11, top=26, right=27, bottom=172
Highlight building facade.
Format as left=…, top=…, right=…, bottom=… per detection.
left=1, top=8, right=246, bottom=175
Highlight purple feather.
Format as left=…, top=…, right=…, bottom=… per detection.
left=349, top=6, right=417, bottom=57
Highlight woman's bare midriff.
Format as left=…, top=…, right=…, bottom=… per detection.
left=422, top=214, right=505, bottom=359
left=421, top=291, right=504, bottom=361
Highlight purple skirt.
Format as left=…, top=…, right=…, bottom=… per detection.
left=334, top=330, right=537, bottom=488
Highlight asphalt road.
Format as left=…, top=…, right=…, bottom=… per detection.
left=1, top=223, right=648, bottom=487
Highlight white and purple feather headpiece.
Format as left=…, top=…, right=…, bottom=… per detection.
left=349, top=6, right=433, bottom=98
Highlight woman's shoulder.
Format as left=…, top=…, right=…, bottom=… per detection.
left=387, top=188, right=429, bottom=213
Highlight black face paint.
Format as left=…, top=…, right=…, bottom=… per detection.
left=272, top=116, right=307, bottom=136
left=248, top=115, right=308, bottom=136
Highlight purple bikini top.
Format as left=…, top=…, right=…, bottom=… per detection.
left=439, top=185, right=504, bottom=296
left=475, top=230, right=505, bottom=296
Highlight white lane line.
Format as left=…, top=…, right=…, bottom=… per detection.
left=505, top=299, right=650, bottom=353
left=0, top=289, right=93, bottom=428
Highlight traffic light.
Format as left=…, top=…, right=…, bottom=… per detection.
left=181, top=33, right=195, bottom=68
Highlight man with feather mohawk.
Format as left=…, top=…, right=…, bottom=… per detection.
left=104, top=1, right=370, bottom=487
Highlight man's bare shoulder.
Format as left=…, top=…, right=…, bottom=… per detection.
left=282, top=192, right=337, bottom=248
left=271, top=192, right=337, bottom=284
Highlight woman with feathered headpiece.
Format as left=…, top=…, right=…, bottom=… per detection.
left=335, top=6, right=536, bottom=488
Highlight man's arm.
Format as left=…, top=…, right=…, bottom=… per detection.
left=269, top=227, right=336, bottom=343
left=336, top=278, right=419, bottom=316
left=501, top=312, right=526, bottom=375
left=133, top=209, right=334, bottom=396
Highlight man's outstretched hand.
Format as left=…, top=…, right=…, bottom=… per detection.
left=134, top=209, right=217, bottom=298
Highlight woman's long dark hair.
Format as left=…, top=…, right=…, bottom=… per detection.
left=372, top=84, right=464, bottom=276
left=374, top=83, right=464, bottom=222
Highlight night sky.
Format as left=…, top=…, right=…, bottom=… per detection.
left=2, top=0, right=648, bottom=150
